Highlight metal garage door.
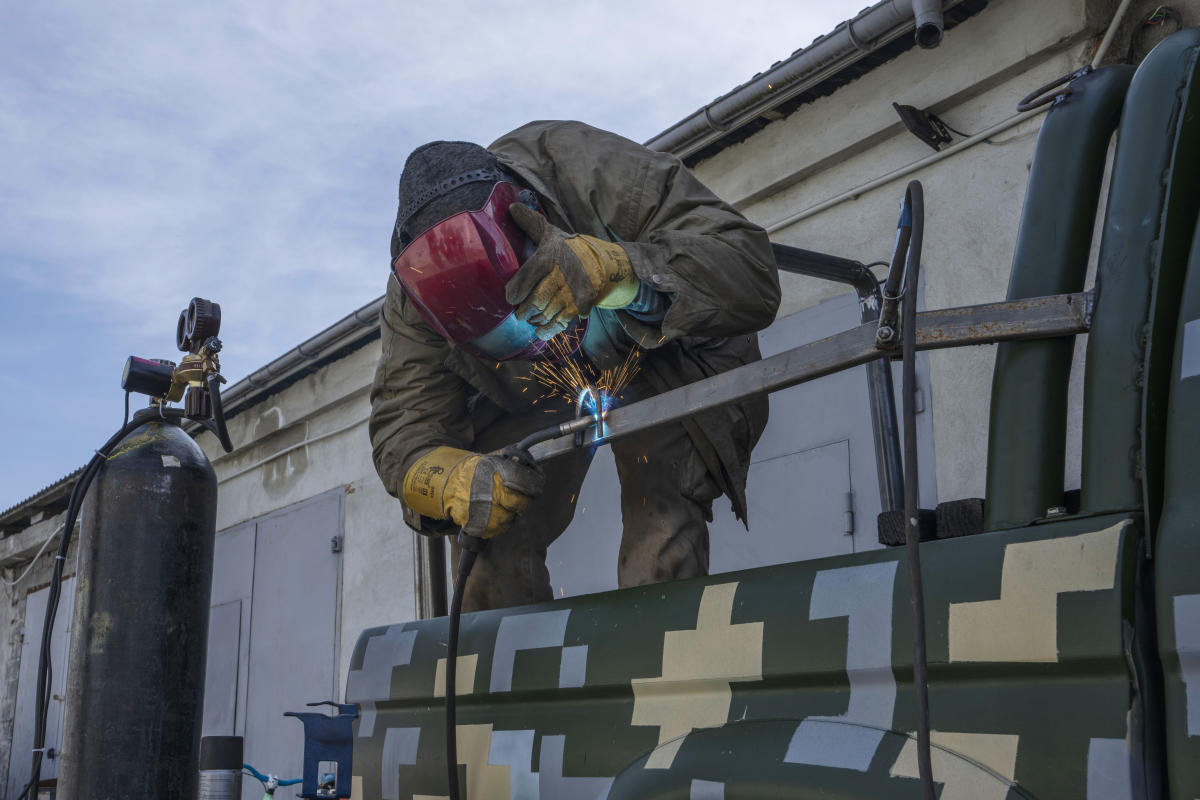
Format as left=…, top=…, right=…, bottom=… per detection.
left=203, top=489, right=343, bottom=800
left=6, top=577, right=75, bottom=798
left=710, top=438, right=853, bottom=571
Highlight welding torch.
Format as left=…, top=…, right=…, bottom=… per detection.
left=444, top=390, right=604, bottom=800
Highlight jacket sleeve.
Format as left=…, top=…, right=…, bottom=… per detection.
left=619, top=147, right=780, bottom=343
left=369, top=276, right=473, bottom=506
left=498, top=121, right=781, bottom=345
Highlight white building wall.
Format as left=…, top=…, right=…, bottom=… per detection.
left=692, top=0, right=1108, bottom=503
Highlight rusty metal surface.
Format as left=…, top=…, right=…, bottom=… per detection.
left=911, top=291, right=1090, bottom=348
left=530, top=291, right=1091, bottom=462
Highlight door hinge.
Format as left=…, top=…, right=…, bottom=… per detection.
left=843, top=491, right=855, bottom=535
left=330, top=535, right=343, bottom=553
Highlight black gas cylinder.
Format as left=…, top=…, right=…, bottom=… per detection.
left=59, top=413, right=217, bottom=799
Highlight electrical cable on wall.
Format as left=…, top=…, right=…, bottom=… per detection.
left=0, top=525, right=65, bottom=588
left=1128, top=5, right=1182, bottom=61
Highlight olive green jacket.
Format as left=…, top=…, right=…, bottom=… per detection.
left=369, top=121, right=780, bottom=532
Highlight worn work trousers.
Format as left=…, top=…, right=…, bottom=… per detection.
left=449, top=401, right=721, bottom=612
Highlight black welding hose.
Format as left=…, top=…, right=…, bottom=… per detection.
left=443, top=415, right=597, bottom=799
left=206, top=372, right=235, bottom=453
left=878, top=208, right=914, bottom=341
left=19, top=408, right=186, bottom=800
left=513, top=416, right=594, bottom=453
left=901, top=180, right=936, bottom=800
left=444, top=540, right=479, bottom=800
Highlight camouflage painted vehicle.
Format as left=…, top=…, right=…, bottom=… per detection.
left=347, top=28, right=1200, bottom=800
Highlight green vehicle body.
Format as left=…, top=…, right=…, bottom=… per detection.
left=348, top=28, right=1200, bottom=799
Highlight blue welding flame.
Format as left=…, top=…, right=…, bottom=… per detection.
left=576, top=388, right=613, bottom=441
left=597, top=393, right=612, bottom=439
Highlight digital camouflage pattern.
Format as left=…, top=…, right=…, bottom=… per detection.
left=347, top=512, right=1151, bottom=799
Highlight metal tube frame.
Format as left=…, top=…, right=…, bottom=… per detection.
left=772, top=244, right=905, bottom=512
left=530, top=291, right=1093, bottom=463
left=414, top=534, right=448, bottom=619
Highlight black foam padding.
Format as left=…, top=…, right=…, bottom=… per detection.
left=935, top=498, right=985, bottom=539
left=199, top=736, right=243, bottom=770
left=878, top=508, right=937, bottom=546
left=392, top=141, right=507, bottom=256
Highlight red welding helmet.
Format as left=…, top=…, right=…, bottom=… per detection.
left=391, top=180, right=584, bottom=361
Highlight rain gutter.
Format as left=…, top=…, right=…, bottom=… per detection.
left=645, top=0, right=961, bottom=160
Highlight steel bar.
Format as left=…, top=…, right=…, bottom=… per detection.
left=864, top=359, right=904, bottom=512
left=414, top=534, right=448, bottom=619
left=772, top=243, right=904, bottom=511
left=529, top=291, right=1092, bottom=462
left=771, top=244, right=879, bottom=302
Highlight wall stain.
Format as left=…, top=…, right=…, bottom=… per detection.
left=262, top=449, right=309, bottom=498
left=89, top=612, right=114, bottom=655
left=252, top=407, right=311, bottom=496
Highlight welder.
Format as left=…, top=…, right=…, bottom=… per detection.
left=370, top=120, right=780, bottom=611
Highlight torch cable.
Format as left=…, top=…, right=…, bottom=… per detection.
left=443, top=413, right=599, bottom=799
left=901, top=180, right=936, bottom=800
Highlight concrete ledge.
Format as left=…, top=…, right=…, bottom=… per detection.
left=0, top=511, right=70, bottom=570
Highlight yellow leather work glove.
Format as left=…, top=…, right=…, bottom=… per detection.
left=402, top=446, right=545, bottom=539
left=504, top=202, right=640, bottom=339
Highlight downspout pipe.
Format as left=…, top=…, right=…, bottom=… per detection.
left=645, top=0, right=963, bottom=158
left=982, top=65, right=1134, bottom=531
left=911, top=0, right=945, bottom=48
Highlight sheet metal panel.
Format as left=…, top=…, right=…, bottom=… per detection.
left=242, top=492, right=342, bottom=800
left=6, top=576, right=75, bottom=797
left=203, top=600, right=242, bottom=737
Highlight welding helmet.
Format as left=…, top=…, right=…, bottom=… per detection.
left=390, top=142, right=584, bottom=361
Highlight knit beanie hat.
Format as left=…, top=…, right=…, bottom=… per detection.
left=391, top=140, right=510, bottom=258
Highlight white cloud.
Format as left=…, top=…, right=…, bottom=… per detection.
left=0, top=0, right=863, bottom=506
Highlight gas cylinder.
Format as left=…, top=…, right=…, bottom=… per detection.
left=59, top=412, right=217, bottom=798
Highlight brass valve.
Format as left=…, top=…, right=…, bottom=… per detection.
left=122, top=297, right=225, bottom=406
left=165, top=339, right=222, bottom=403
left=120, top=296, right=235, bottom=453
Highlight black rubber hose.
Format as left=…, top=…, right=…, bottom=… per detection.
left=445, top=544, right=480, bottom=800
left=878, top=209, right=913, bottom=341
left=19, top=408, right=186, bottom=800
left=24, top=455, right=102, bottom=799
left=901, top=180, right=935, bottom=800
left=514, top=425, right=570, bottom=453
left=206, top=372, right=235, bottom=453
left=442, top=419, right=580, bottom=800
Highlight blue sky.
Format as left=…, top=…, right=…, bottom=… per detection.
left=0, top=0, right=862, bottom=511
